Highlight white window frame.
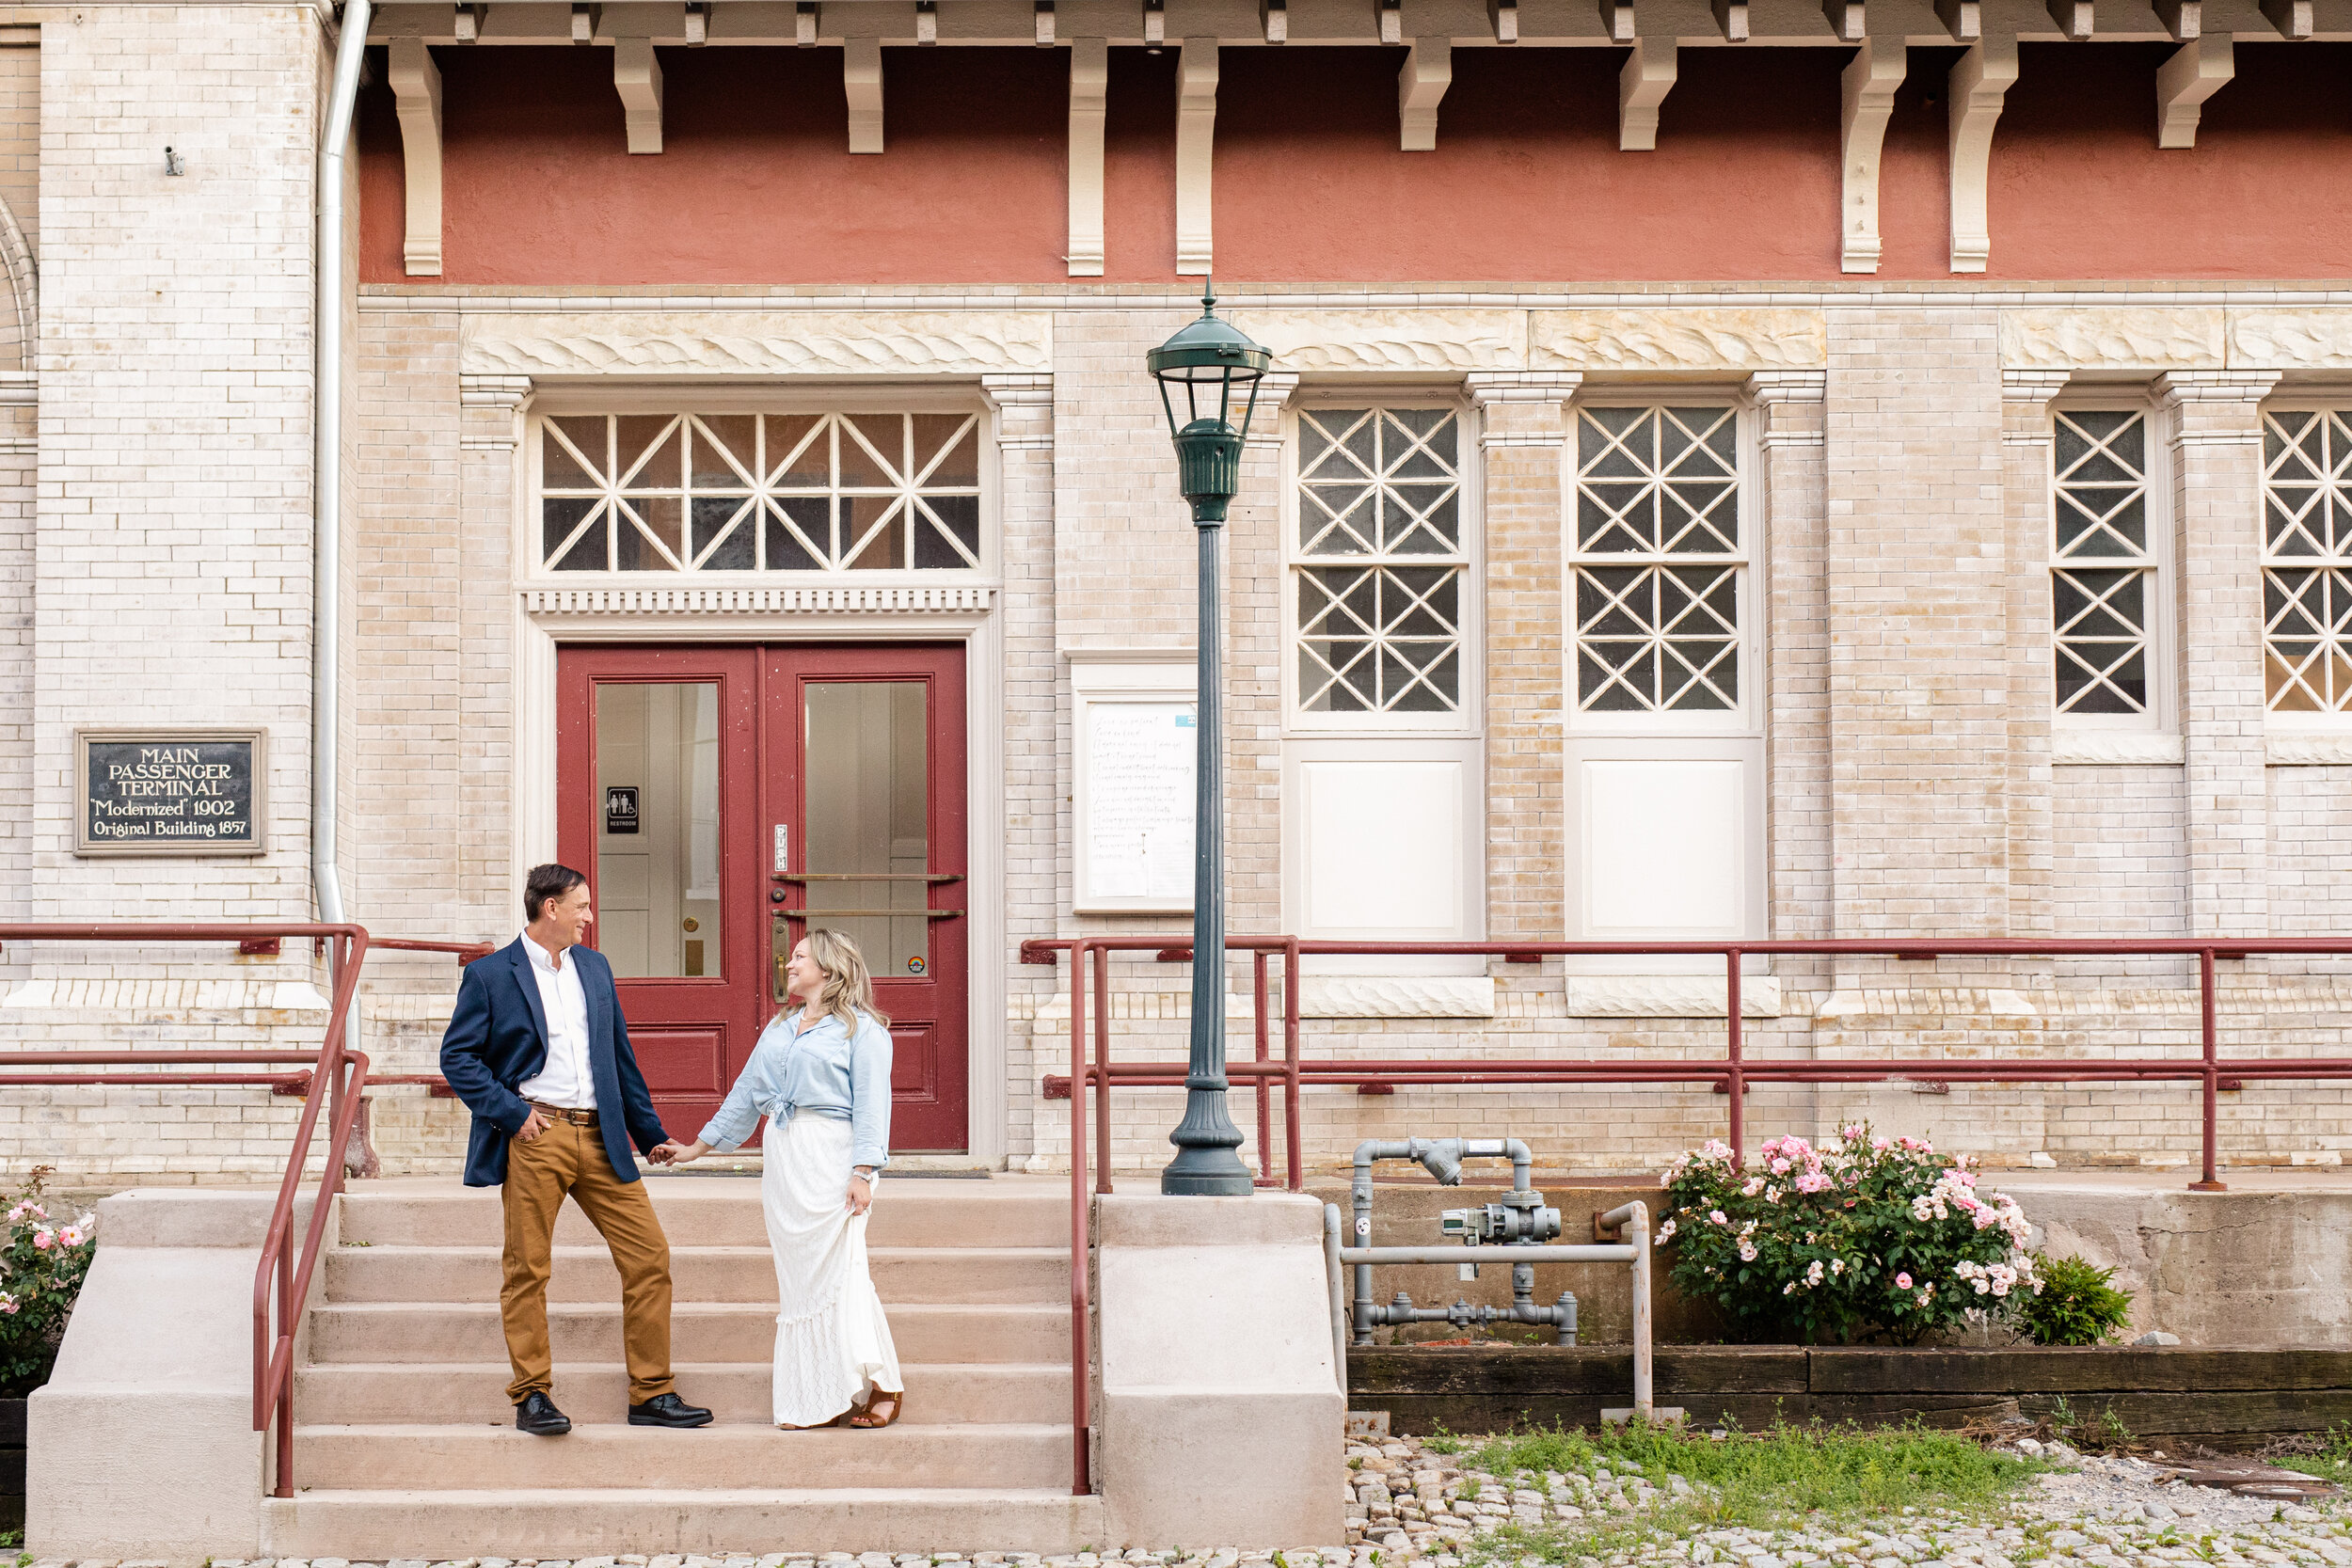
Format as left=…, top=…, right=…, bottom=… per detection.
left=1280, top=395, right=1483, bottom=738
left=1278, top=393, right=1486, bottom=982
left=1562, top=388, right=1766, bottom=964
left=2258, top=398, right=2352, bottom=732
left=2048, top=395, right=2175, bottom=736
left=521, top=388, right=1000, bottom=586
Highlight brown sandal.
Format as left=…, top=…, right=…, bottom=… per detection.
left=848, top=1390, right=904, bottom=1428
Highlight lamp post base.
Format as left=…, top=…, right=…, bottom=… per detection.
left=1161, top=1154, right=1256, bottom=1197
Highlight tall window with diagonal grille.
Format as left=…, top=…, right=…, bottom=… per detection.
left=536, top=411, right=983, bottom=574
left=2263, top=408, right=2352, bottom=716
left=2050, top=409, right=2155, bottom=717
left=1571, top=405, right=1742, bottom=715
left=1290, top=407, right=1467, bottom=719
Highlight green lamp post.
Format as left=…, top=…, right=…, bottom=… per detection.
left=1146, top=282, right=1273, bottom=1198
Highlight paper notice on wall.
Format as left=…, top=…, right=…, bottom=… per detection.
left=1085, top=702, right=1196, bottom=907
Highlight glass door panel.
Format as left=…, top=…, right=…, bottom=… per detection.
left=773, top=681, right=931, bottom=999
left=596, top=681, right=724, bottom=978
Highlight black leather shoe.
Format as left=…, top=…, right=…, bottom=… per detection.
left=516, top=1390, right=571, bottom=1436
left=628, top=1391, right=714, bottom=1428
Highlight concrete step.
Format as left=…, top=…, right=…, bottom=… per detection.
left=308, top=1301, right=1072, bottom=1366
left=338, top=1177, right=1069, bottom=1251
left=261, top=1486, right=1111, bottom=1557
left=294, top=1360, right=1073, bottom=1428
left=294, top=1421, right=1074, bottom=1492
left=326, top=1244, right=1068, bottom=1306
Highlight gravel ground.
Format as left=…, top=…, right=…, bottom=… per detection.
left=30, top=1437, right=2342, bottom=1568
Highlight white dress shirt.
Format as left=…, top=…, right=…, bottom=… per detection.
left=516, top=931, right=596, bottom=1111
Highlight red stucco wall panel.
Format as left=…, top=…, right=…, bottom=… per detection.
left=358, top=40, right=2352, bottom=287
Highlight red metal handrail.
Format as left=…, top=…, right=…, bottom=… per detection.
left=1022, top=932, right=2352, bottom=1497
left=0, top=922, right=372, bottom=1498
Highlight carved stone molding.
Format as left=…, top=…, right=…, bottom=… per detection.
left=1531, top=309, right=1826, bottom=372
left=1298, top=975, right=1496, bottom=1019
left=1232, top=309, right=1528, bottom=372
left=458, top=312, right=1054, bottom=378
left=2050, top=730, right=2185, bottom=765
left=1243, top=372, right=1302, bottom=449
left=2226, top=309, right=2352, bottom=370
left=458, top=372, right=532, bottom=451
left=1564, top=974, right=1783, bottom=1019
left=1997, top=308, right=2225, bottom=371
left=980, top=372, right=1054, bottom=451
left=2265, top=732, right=2352, bottom=766
left=522, top=584, right=997, bottom=616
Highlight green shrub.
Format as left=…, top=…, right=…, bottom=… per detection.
left=2010, top=1253, right=2133, bottom=1346
left=1658, top=1124, right=2040, bottom=1345
left=0, top=1171, right=95, bottom=1396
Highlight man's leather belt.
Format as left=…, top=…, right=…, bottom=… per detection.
left=528, top=1101, right=599, bottom=1127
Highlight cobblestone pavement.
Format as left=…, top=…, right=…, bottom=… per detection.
left=25, top=1436, right=2343, bottom=1568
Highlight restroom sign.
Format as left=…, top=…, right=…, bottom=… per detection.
left=604, top=786, right=640, bottom=834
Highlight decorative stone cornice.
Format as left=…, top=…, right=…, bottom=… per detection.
left=1243, top=372, right=1302, bottom=450
left=1466, top=371, right=1577, bottom=448
left=1998, top=308, right=2224, bottom=371
left=1229, top=309, right=1527, bottom=372
left=1750, top=370, right=1827, bottom=449
left=979, top=372, right=1054, bottom=451
left=1999, top=369, right=2070, bottom=446
left=459, top=311, right=1053, bottom=378
left=459, top=372, right=533, bottom=451
left=1532, top=309, right=1826, bottom=372
left=522, top=584, right=997, bottom=616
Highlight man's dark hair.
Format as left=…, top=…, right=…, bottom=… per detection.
left=524, top=863, right=589, bottom=925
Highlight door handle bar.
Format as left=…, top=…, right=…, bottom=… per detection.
left=778, top=909, right=963, bottom=921
left=773, top=873, right=963, bottom=883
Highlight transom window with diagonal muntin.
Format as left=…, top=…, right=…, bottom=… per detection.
left=1292, top=407, right=1467, bottom=717
left=2262, top=408, right=2352, bottom=716
left=2051, top=409, right=2154, bottom=717
left=1571, top=405, right=1743, bottom=715
left=537, top=411, right=983, bottom=574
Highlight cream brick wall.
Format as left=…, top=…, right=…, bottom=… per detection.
left=15, top=204, right=2352, bottom=1174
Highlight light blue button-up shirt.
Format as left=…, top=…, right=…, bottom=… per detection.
left=698, top=1006, right=894, bottom=1168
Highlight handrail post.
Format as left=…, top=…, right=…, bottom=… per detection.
left=1725, top=948, right=1745, bottom=1166
left=1284, top=936, right=1303, bottom=1193
left=1094, top=945, right=1113, bottom=1196
left=1069, top=940, right=1091, bottom=1496
left=2192, top=946, right=2226, bottom=1192
left=1253, top=948, right=1272, bottom=1185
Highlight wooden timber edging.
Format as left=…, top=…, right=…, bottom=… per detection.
left=1346, top=1345, right=2352, bottom=1450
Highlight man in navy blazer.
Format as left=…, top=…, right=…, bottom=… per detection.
left=440, top=863, right=711, bottom=1436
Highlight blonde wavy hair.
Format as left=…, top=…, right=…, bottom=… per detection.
left=800, top=927, right=891, bottom=1033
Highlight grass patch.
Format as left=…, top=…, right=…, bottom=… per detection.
left=2261, top=1422, right=2352, bottom=1484
left=1462, top=1418, right=2041, bottom=1543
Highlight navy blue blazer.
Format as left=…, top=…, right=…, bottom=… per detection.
left=438, top=937, right=670, bottom=1187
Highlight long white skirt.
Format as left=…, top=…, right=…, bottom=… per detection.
left=762, top=1109, right=903, bottom=1428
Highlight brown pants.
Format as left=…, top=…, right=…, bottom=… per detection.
left=501, top=1116, right=676, bottom=1405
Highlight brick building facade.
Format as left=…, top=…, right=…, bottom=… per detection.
left=4, top=0, right=2352, bottom=1179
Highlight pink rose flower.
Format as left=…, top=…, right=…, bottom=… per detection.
left=31, top=1229, right=52, bottom=1250
left=1895, top=1272, right=1913, bottom=1289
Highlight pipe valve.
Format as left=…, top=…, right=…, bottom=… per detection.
left=1440, top=1201, right=1562, bottom=1245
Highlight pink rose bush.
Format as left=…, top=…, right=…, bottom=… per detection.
left=1658, top=1125, right=2040, bottom=1344
left=0, top=1170, right=94, bottom=1393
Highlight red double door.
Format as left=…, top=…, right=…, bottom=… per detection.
left=555, top=643, right=969, bottom=1153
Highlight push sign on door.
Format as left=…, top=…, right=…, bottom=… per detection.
left=605, top=786, right=640, bottom=834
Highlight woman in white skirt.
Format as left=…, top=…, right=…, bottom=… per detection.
left=668, top=928, right=905, bottom=1429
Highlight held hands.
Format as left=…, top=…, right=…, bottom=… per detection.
left=847, top=1169, right=875, bottom=1216
left=650, top=1139, right=707, bottom=1166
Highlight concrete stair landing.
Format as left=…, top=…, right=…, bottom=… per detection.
left=263, top=1176, right=1104, bottom=1557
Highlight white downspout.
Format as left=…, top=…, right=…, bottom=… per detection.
left=312, top=0, right=373, bottom=932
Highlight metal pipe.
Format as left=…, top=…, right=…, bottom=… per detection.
left=1068, top=939, right=1090, bottom=1497
left=1340, top=1244, right=1636, bottom=1264
left=1323, top=1203, right=1349, bottom=1395
left=311, top=0, right=373, bottom=950
left=1597, top=1200, right=1651, bottom=1418
left=2194, top=946, right=2225, bottom=1192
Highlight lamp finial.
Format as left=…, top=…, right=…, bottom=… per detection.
left=1200, top=275, right=1216, bottom=317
